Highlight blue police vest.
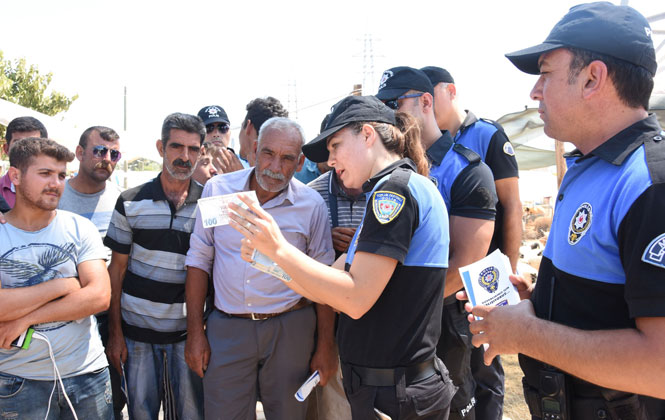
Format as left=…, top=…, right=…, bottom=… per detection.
left=544, top=147, right=651, bottom=285
left=428, top=135, right=482, bottom=212
left=345, top=169, right=449, bottom=269
left=454, top=117, right=500, bottom=160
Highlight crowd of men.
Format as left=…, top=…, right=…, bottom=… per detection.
left=1, top=2, right=664, bottom=419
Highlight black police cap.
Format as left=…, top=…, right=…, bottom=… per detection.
left=302, top=96, right=396, bottom=163
left=421, top=66, right=455, bottom=85
left=375, top=66, right=434, bottom=101
left=506, top=1, right=657, bottom=76
left=197, top=105, right=230, bottom=126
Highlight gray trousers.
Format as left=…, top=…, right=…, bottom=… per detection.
left=203, top=306, right=316, bottom=420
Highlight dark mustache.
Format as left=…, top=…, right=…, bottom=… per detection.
left=173, top=159, right=192, bottom=168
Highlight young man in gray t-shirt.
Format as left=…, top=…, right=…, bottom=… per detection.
left=0, top=137, right=112, bottom=419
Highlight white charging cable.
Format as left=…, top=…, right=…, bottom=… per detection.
left=31, top=331, right=79, bottom=420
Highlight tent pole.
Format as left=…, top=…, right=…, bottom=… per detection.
left=555, top=140, right=567, bottom=189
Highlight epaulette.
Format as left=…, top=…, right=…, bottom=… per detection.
left=479, top=117, right=506, bottom=134
left=452, top=143, right=481, bottom=165
left=645, top=129, right=665, bottom=184
left=387, top=167, right=412, bottom=187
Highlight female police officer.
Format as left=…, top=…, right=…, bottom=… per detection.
left=230, top=95, right=455, bottom=419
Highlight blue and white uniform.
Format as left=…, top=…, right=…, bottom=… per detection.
left=338, top=159, right=456, bottom=419
left=521, top=114, right=665, bottom=418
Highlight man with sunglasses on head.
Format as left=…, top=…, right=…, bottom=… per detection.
left=57, top=126, right=125, bottom=419
left=377, top=66, right=497, bottom=420
left=198, top=104, right=246, bottom=174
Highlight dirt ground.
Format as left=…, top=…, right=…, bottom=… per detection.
left=502, top=354, right=531, bottom=420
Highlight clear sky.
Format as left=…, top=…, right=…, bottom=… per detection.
left=1, top=0, right=662, bottom=160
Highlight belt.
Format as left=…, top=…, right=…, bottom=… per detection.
left=216, top=297, right=310, bottom=321
left=347, top=358, right=438, bottom=387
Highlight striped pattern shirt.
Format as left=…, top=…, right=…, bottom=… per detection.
left=104, top=175, right=203, bottom=344
left=307, top=171, right=367, bottom=230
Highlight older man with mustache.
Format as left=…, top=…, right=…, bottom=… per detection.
left=185, top=117, right=336, bottom=420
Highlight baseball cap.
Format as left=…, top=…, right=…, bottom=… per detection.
left=421, top=66, right=455, bottom=85
left=302, top=96, right=396, bottom=163
left=376, top=66, right=434, bottom=101
left=197, top=105, right=230, bottom=125
left=506, top=1, right=657, bottom=76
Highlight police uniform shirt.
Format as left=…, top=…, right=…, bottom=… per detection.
left=338, top=159, right=449, bottom=368
left=521, top=116, right=665, bottom=400
left=531, top=115, right=665, bottom=328
left=427, top=131, right=497, bottom=222
left=454, top=111, right=519, bottom=253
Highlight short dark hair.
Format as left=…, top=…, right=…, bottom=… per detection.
left=79, top=126, right=120, bottom=148
left=161, top=113, right=206, bottom=146
left=9, top=137, right=74, bottom=172
left=567, top=47, right=654, bottom=110
left=6, top=116, right=48, bottom=146
left=242, top=97, right=289, bottom=132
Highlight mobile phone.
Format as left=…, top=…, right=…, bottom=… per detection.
left=11, top=327, right=34, bottom=350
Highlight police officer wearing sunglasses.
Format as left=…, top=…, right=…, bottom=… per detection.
left=198, top=105, right=247, bottom=173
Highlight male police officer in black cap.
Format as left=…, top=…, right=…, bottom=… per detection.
left=466, top=2, right=665, bottom=419
left=377, top=66, right=498, bottom=420
left=198, top=105, right=245, bottom=173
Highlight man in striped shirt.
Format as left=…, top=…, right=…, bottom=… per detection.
left=104, top=113, right=205, bottom=420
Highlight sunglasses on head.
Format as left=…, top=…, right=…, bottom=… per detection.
left=206, top=123, right=230, bottom=134
left=91, top=145, right=122, bottom=162
left=383, top=93, right=425, bottom=110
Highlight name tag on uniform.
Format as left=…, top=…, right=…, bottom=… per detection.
left=197, top=191, right=258, bottom=228
left=459, top=249, right=520, bottom=311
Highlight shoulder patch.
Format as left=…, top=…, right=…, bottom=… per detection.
left=372, top=191, right=405, bottom=224
left=503, top=142, right=516, bottom=156
left=568, top=202, right=592, bottom=245
left=642, top=233, right=665, bottom=269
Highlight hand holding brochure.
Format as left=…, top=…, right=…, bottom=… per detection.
left=295, top=370, right=320, bottom=402
left=197, top=191, right=259, bottom=228
left=459, top=249, right=520, bottom=310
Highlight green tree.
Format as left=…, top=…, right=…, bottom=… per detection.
left=0, top=50, right=78, bottom=147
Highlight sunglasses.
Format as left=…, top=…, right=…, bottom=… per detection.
left=91, top=145, right=122, bottom=162
left=206, top=123, right=230, bottom=134
left=384, top=93, right=424, bottom=110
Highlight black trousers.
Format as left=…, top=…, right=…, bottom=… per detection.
left=470, top=346, right=504, bottom=420
left=436, top=299, right=476, bottom=420
left=340, top=359, right=455, bottom=420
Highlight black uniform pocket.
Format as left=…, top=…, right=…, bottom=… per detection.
left=408, top=372, right=456, bottom=416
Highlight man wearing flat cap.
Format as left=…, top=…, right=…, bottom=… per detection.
left=466, top=2, right=665, bottom=419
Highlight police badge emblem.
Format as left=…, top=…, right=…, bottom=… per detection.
left=568, top=202, right=592, bottom=245
left=372, top=191, right=404, bottom=224
left=503, top=142, right=515, bottom=156
left=206, top=106, right=220, bottom=117
left=478, top=266, right=500, bottom=293
left=378, top=70, right=393, bottom=90
left=642, top=232, right=665, bottom=269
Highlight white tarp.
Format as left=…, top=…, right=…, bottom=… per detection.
left=498, top=93, right=665, bottom=170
